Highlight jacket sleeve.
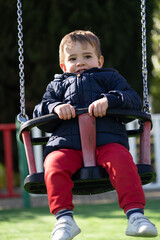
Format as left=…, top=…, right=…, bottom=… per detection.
left=101, top=71, right=142, bottom=111
left=33, top=80, right=64, bottom=118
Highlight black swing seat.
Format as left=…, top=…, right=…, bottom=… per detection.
left=20, top=108, right=156, bottom=195
left=24, top=164, right=156, bottom=195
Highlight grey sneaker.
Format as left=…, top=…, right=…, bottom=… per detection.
left=126, top=213, right=158, bottom=237
left=51, top=216, right=81, bottom=240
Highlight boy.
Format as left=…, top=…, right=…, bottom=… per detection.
left=33, top=30, right=158, bottom=240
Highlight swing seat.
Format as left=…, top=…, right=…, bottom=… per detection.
left=24, top=164, right=155, bottom=195
left=20, top=108, right=156, bottom=195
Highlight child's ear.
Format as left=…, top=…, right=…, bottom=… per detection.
left=98, top=56, right=104, bottom=68
left=60, top=63, right=66, bottom=72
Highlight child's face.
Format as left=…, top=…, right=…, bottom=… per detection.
left=60, top=41, right=104, bottom=74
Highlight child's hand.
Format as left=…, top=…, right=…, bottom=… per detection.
left=88, top=97, right=108, bottom=117
left=54, top=104, right=76, bottom=120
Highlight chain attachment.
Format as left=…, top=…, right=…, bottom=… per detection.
left=17, top=0, right=29, bottom=123
left=141, top=0, right=150, bottom=113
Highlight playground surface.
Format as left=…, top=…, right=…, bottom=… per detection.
left=0, top=189, right=160, bottom=210
left=1, top=199, right=159, bottom=240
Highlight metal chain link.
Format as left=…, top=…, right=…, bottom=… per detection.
left=17, top=0, right=29, bottom=123
left=141, top=0, right=150, bottom=113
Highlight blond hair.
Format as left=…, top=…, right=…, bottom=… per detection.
left=59, top=30, right=102, bottom=64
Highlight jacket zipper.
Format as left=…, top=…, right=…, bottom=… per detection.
left=77, top=74, right=84, bottom=107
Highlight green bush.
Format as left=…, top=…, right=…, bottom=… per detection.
left=0, top=163, right=20, bottom=190
left=0, top=163, right=6, bottom=189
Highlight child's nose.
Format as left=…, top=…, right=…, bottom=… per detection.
left=76, top=59, right=85, bottom=66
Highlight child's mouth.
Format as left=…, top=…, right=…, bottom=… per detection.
left=76, top=69, right=87, bottom=74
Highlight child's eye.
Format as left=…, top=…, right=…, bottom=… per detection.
left=85, top=55, right=92, bottom=59
left=69, top=57, right=76, bottom=62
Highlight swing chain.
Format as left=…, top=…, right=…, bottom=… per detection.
left=141, top=0, right=150, bottom=113
left=17, top=0, right=29, bottom=123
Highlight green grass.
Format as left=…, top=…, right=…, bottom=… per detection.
left=0, top=199, right=159, bottom=240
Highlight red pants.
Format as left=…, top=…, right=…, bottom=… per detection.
left=44, top=143, right=145, bottom=215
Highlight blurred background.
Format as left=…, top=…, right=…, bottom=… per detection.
left=0, top=0, right=160, bottom=201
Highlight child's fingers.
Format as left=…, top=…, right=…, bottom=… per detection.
left=62, top=106, right=75, bottom=120
left=88, top=99, right=108, bottom=117
left=62, top=107, right=71, bottom=120
left=54, top=104, right=75, bottom=120
left=88, top=104, right=94, bottom=116
left=62, top=106, right=76, bottom=119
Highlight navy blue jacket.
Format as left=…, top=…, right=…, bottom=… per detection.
left=33, top=68, right=142, bottom=157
